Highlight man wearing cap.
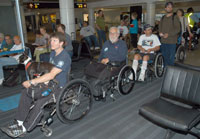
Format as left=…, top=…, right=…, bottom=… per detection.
left=131, top=24, right=161, bottom=81
left=159, top=2, right=181, bottom=66
left=0, top=33, right=6, bottom=50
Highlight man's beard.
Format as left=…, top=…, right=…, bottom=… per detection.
left=109, top=36, right=118, bottom=43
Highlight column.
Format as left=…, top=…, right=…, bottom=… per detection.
left=146, top=2, right=155, bottom=26
left=59, top=0, right=76, bottom=40
left=89, top=8, right=95, bottom=28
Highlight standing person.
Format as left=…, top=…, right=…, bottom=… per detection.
left=129, top=12, right=138, bottom=49
left=56, top=24, right=73, bottom=57
left=159, top=2, right=180, bottom=66
left=80, top=21, right=99, bottom=50
left=96, top=10, right=107, bottom=48
left=0, top=36, right=23, bottom=85
left=117, top=20, right=129, bottom=40
left=0, top=33, right=6, bottom=50
left=176, top=9, right=193, bottom=45
left=0, top=32, right=71, bottom=138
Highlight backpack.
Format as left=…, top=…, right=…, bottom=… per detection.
left=161, top=13, right=182, bottom=36
left=3, top=70, right=21, bottom=87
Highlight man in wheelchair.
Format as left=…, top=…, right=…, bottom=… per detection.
left=86, top=27, right=128, bottom=100
left=1, top=32, right=71, bottom=138
left=131, top=24, right=161, bottom=81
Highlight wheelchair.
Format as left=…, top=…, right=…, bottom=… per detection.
left=175, top=43, right=186, bottom=63
left=136, top=52, right=164, bottom=82
left=36, top=79, right=92, bottom=137
left=77, top=60, right=135, bottom=101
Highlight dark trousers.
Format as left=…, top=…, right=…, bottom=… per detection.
left=130, top=34, right=138, bottom=48
left=161, top=43, right=176, bottom=66
left=16, top=87, right=61, bottom=131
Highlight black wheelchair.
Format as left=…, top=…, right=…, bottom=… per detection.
left=136, top=52, right=165, bottom=82
left=82, top=61, right=135, bottom=101
left=175, top=43, right=186, bottom=63
left=35, top=79, right=92, bottom=137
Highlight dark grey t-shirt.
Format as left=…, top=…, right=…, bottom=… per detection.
left=49, top=50, right=71, bottom=87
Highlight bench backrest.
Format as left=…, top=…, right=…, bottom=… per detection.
left=161, top=66, right=200, bottom=106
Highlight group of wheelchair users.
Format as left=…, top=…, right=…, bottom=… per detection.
left=1, top=20, right=176, bottom=137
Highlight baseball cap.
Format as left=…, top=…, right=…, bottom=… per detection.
left=144, top=24, right=153, bottom=30
left=165, top=2, right=174, bottom=8
left=0, top=33, right=4, bottom=38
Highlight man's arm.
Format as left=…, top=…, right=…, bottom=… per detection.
left=23, top=67, right=62, bottom=88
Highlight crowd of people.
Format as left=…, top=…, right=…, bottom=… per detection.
left=0, top=1, right=199, bottom=138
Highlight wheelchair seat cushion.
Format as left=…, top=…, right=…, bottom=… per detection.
left=139, top=98, right=200, bottom=132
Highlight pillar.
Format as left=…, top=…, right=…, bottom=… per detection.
left=89, top=8, right=95, bottom=28
left=146, top=2, right=155, bottom=26
left=59, top=0, right=76, bottom=40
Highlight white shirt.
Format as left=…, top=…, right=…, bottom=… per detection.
left=179, top=16, right=189, bottom=34
left=138, top=34, right=161, bottom=53
left=118, top=25, right=129, bottom=36
left=10, top=43, right=23, bottom=61
left=80, top=26, right=95, bottom=37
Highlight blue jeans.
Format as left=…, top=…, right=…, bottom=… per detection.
left=97, top=30, right=106, bottom=47
left=0, top=57, right=18, bottom=80
left=84, top=35, right=99, bottom=48
left=161, top=43, right=176, bottom=66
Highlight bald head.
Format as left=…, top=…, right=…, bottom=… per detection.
left=109, top=27, right=119, bottom=43
left=13, top=35, right=21, bottom=45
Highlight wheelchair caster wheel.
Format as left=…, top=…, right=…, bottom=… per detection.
left=41, top=126, right=53, bottom=137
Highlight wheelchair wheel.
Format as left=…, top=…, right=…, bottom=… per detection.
left=154, top=53, right=164, bottom=78
left=56, top=79, right=92, bottom=123
left=117, top=65, right=135, bottom=95
left=176, top=45, right=186, bottom=63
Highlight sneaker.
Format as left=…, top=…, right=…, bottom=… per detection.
left=0, top=78, right=3, bottom=85
left=7, top=119, right=19, bottom=129
left=90, top=47, right=94, bottom=50
left=95, top=47, right=100, bottom=50
left=138, top=73, right=145, bottom=81
left=1, top=125, right=26, bottom=138
left=129, top=73, right=136, bottom=80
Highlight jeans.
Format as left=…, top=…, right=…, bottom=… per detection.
left=0, top=57, right=18, bottom=80
left=97, top=30, right=106, bottom=47
left=161, top=43, right=176, bottom=66
left=84, top=35, right=99, bottom=48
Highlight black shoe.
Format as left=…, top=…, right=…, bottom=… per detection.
left=1, top=124, right=26, bottom=138
left=93, top=95, right=104, bottom=101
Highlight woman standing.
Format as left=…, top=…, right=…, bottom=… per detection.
left=129, top=12, right=138, bottom=49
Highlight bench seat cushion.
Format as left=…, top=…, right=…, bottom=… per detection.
left=139, top=98, right=200, bottom=132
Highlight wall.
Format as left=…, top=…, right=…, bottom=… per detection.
left=0, top=6, right=18, bottom=37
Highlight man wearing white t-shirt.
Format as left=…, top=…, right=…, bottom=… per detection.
left=0, top=36, right=23, bottom=85
left=131, top=24, right=161, bottom=81
left=80, top=21, right=99, bottom=49
left=118, top=20, right=129, bottom=40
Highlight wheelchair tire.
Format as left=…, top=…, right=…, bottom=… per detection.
left=176, top=45, right=186, bottom=63
left=117, top=65, right=135, bottom=95
left=56, top=79, right=92, bottom=123
left=154, top=53, right=164, bottom=78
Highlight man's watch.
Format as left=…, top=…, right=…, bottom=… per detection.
left=29, top=80, right=33, bottom=85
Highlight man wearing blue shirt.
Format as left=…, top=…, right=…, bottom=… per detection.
left=1, top=32, right=71, bottom=138
left=99, top=27, right=127, bottom=64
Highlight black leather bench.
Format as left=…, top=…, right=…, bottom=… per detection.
left=139, top=65, right=200, bottom=139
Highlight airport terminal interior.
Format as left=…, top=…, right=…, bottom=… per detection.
left=0, top=0, right=200, bottom=139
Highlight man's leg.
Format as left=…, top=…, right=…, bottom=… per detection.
left=161, top=44, right=168, bottom=66
left=101, top=30, right=107, bottom=43
left=84, top=36, right=93, bottom=48
left=130, top=54, right=141, bottom=80
left=138, top=55, right=149, bottom=81
left=0, top=57, right=18, bottom=84
left=90, top=35, right=99, bottom=49
left=97, top=30, right=102, bottom=48
left=168, top=44, right=176, bottom=66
